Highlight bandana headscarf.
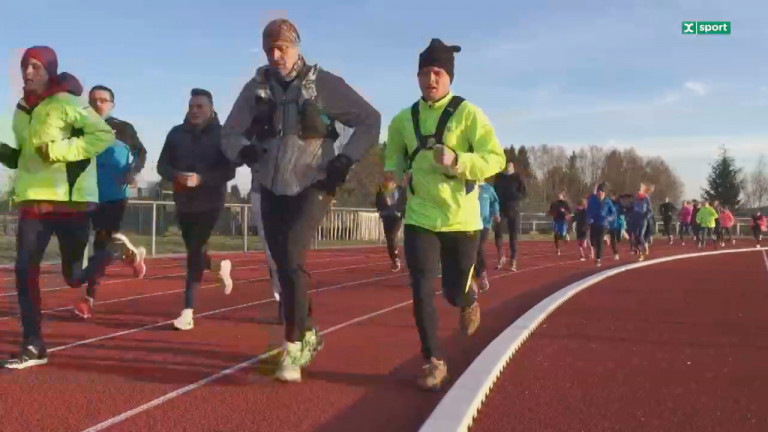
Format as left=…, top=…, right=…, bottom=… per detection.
left=20, top=46, right=83, bottom=108
left=262, top=19, right=305, bottom=82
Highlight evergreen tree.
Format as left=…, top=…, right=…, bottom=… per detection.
left=516, top=145, right=534, bottom=179
left=702, top=146, right=743, bottom=208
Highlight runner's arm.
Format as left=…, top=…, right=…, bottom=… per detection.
left=38, top=104, right=114, bottom=162
left=448, top=105, right=505, bottom=181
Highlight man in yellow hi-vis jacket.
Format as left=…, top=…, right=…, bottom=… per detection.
left=384, top=38, right=506, bottom=391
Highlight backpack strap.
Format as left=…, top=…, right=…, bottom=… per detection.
left=405, top=96, right=466, bottom=172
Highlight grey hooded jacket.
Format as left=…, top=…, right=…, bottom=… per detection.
left=221, top=62, right=381, bottom=196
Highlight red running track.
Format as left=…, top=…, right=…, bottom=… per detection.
left=0, top=241, right=750, bottom=431
left=472, top=248, right=768, bottom=432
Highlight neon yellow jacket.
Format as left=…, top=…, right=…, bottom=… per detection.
left=696, top=205, right=718, bottom=228
left=384, top=93, right=506, bottom=232
left=12, top=94, right=114, bottom=203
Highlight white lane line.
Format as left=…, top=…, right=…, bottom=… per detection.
left=49, top=272, right=408, bottom=353
left=0, top=260, right=392, bottom=322
left=77, top=257, right=585, bottom=431
left=762, top=249, right=768, bottom=273
left=420, top=247, right=763, bottom=432
left=0, top=252, right=390, bottom=298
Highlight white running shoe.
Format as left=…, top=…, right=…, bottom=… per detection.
left=218, top=259, right=233, bottom=295
left=173, top=308, right=194, bottom=331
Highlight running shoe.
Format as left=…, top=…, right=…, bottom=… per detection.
left=2, top=342, right=48, bottom=370
left=73, top=296, right=94, bottom=319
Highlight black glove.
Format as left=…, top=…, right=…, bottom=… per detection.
left=238, top=144, right=261, bottom=165
left=318, top=154, right=354, bottom=196
left=0, top=143, right=20, bottom=169
left=326, top=154, right=353, bottom=185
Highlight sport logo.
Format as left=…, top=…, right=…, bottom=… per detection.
left=682, top=21, right=731, bottom=35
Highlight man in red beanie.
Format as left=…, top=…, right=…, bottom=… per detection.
left=0, top=46, right=114, bottom=369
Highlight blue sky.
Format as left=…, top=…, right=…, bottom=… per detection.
left=1, top=0, right=766, bottom=198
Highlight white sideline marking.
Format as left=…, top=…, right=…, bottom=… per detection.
left=0, top=260, right=391, bottom=322
left=419, top=247, right=767, bottom=432
left=77, top=257, right=584, bottom=431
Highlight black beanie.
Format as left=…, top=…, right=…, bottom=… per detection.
left=418, top=38, right=461, bottom=82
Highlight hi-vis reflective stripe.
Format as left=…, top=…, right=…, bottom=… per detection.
left=464, top=264, right=476, bottom=293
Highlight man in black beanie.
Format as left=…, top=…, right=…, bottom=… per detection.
left=383, top=38, right=506, bottom=391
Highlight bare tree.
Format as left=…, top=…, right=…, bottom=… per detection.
left=577, top=145, right=606, bottom=188
left=746, top=155, right=768, bottom=208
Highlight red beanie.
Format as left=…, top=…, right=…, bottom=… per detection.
left=21, top=46, right=58, bottom=78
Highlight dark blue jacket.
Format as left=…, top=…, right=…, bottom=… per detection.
left=587, top=194, right=617, bottom=227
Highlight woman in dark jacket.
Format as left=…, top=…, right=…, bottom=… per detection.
left=376, top=176, right=407, bottom=271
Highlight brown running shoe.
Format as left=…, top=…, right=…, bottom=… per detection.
left=417, top=357, right=448, bottom=391
left=460, top=302, right=481, bottom=336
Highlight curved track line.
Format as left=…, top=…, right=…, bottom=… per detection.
left=77, top=258, right=585, bottom=431
left=419, top=247, right=767, bottom=432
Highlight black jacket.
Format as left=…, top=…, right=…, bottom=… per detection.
left=375, top=185, right=406, bottom=219
left=659, top=202, right=677, bottom=220
left=106, top=116, right=147, bottom=176
left=157, top=115, right=236, bottom=213
left=494, top=172, right=527, bottom=216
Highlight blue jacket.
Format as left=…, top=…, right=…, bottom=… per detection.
left=96, top=139, right=134, bottom=203
left=587, top=194, right=616, bottom=227
left=479, top=183, right=500, bottom=229
left=610, top=213, right=627, bottom=232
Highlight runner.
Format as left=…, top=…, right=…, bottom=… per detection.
left=659, top=197, right=677, bottom=244
left=376, top=176, right=407, bottom=272
left=476, top=178, right=501, bottom=292
left=677, top=200, right=692, bottom=245
left=572, top=198, right=592, bottom=261
left=691, top=200, right=701, bottom=246
left=548, top=191, right=571, bottom=256
left=696, top=201, right=718, bottom=250
left=718, top=206, right=735, bottom=247
left=383, top=38, right=505, bottom=390
left=629, top=183, right=654, bottom=261
left=220, top=19, right=381, bottom=383
left=752, top=211, right=766, bottom=248
left=493, top=156, right=527, bottom=271
left=73, top=85, right=149, bottom=319
left=250, top=184, right=283, bottom=322
left=157, top=88, right=236, bottom=331
left=586, top=183, right=616, bottom=267
left=608, top=196, right=627, bottom=261
left=1, top=46, right=114, bottom=369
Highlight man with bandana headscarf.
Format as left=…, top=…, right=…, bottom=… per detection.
left=221, top=19, right=381, bottom=383
left=384, top=38, right=506, bottom=391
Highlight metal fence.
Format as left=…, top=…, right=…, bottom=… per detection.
left=0, top=201, right=760, bottom=257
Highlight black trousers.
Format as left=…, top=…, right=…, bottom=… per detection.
left=381, top=216, right=402, bottom=262
left=589, top=224, right=606, bottom=260
left=261, top=184, right=333, bottom=342
left=404, top=224, right=479, bottom=361
left=662, top=217, right=674, bottom=237
left=15, top=209, right=90, bottom=345
left=84, top=200, right=127, bottom=298
left=610, top=228, right=622, bottom=255
left=754, top=226, right=763, bottom=242
left=717, top=226, right=733, bottom=242
left=177, top=209, right=219, bottom=309
left=494, top=211, right=521, bottom=260
left=476, top=227, right=490, bottom=277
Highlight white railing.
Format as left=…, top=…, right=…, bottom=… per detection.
left=0, top=201, right=761, bottom=257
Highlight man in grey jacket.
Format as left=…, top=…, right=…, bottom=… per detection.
left=221, top=19, right=381, bottom=383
